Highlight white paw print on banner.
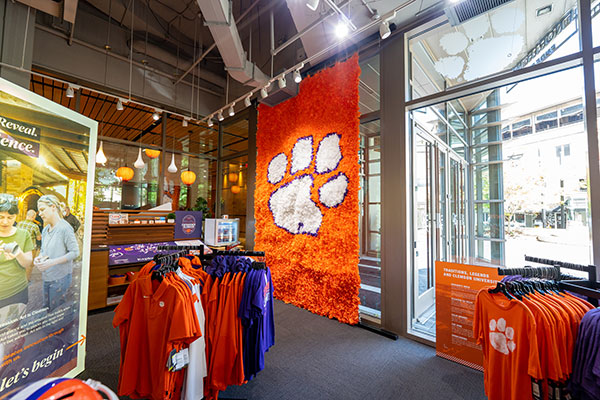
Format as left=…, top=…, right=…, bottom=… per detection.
left=267, top=133, right=348, bottom=236
left=489, top=318, right=516, bottom=355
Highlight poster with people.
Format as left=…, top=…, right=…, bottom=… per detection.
left=0, top=77, right=96, bottom=396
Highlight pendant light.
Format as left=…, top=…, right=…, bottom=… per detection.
left=168, top=153, right=178, bottom=173
left=134, top=147, right=145, bottom=169
left=96, top=141, right=107, bottom=165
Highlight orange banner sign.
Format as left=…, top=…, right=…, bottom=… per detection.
left=435, top=261, right=501, bottom=371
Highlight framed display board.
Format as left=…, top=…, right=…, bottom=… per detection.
left=0, top=77, right=97, bottom=396
left=435, top=261, right=500, bottom=371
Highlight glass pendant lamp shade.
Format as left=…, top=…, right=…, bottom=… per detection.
left=168, top=153, right=178, bottom=173
left=96, top=141, right=107, bottom=165
left=134, top=147, right=145, bottom=169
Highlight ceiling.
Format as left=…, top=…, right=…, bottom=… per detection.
left=410, top=0, right=578, bottom=111
left=29, top=74, right=250, bottom=159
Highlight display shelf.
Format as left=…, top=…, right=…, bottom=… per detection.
left=108, top=281, right=131, bottom=288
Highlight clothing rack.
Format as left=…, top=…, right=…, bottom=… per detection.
left=524, top=255, right=600, bottom=306
left=497, top=266, right=561, bottom=280
left=153, top=244, right=261, bottom=400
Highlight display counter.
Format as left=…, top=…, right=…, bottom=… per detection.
left=88, top=210, right=199, bottom=309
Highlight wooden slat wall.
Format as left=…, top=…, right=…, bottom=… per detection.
left=91, top=211, right=109, bottom=248
left=107, top=224, right=175, bottom=245
left=88, top=249, right=108, bottom=310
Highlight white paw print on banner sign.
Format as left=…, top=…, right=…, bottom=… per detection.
left=489, top=318, right=516, bottom=355
left=267, top=133, right=348, bottom=236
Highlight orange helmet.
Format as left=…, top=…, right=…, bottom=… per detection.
left=11, top=378, right=118, bottom=400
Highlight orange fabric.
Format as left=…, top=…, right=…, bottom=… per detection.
left=255, top=55, right=361, bottom=324
left=113, top=260, right=201, bottom=400
left=474, top=290, right=542, bottom=400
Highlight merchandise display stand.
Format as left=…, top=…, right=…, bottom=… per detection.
left=524, top=255, right=600, bottom=306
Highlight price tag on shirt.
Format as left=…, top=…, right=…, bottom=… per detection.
left=166, top=348, right=190, bottom=371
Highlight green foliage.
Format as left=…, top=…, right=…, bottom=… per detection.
left=166, top=212, right=176, bottom=220
left=192, top=196, right=211, bottom=218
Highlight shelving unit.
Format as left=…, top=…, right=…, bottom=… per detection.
left=88, top=209, right=188, bottom=310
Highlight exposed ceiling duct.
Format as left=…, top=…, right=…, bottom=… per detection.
left=196, top=0, right=270, bottom=87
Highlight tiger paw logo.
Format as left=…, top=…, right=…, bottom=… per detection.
left=489, top=318, right=516, bottom=355
left=267, top=133, right=348, bottom=236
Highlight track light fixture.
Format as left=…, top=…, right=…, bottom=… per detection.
left=228, top=103, right=235, bottom=117
left=208, top=116, right=214, bottom=127
left=379, top=20, right=391, bottom=40
left=306, top=0, right=319, bottom=11
left=260, top=86, right=269, bottom=99
left=116, top=98, right=124, bottom=111
left=152, top=111, right=160, bottom=121
left=218, top=111, right=224, bottom=121
left=293, top=69, right=302, bottom=84
left=66, top=85, right=75, bottom=98
left=244, top=95, right=252, bottom=107
left=182, top=118, right=188, bottom=127
left=278, top=76, right=287, bottom=89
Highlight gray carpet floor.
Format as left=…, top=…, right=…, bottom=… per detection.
left=77, top=300, right=485, bottom=400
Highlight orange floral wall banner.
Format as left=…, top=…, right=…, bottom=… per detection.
left=255, top=55, right=361, bottom=324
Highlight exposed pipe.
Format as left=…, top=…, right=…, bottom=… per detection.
left=323, top=0, right=357, bottom=30
left=272, top=0, right=351, bottom=56
left=35, top=24, right=223, bottom=97
left=202, top=0, right=417, bottom=121
left=196, top=0, right=270, bottom=87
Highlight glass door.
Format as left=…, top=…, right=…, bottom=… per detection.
left=413, top=133, right=435, bottom=328
left=412, top=127, right=468, bottom=338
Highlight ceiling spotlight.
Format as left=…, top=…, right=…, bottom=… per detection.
left=218, top=111, right=224, bottom=121
left=116, top=98, right=124, bottom=111
left=208, top=116, right=214, bottom=127
left=152, top=111, right=160, bottom=121
left=182, top=118, right=188, bottom=127
left=306, top=0, right=319, bottom=11
left=260, top=86, right=269, bottom=99
left=66, top=85, right=75, bottom=98
left=244, top=95, right=252, bottom=107
left=380, top=20, right=391, bottom=40
left=293, top=69, right=302, bottom=84
left=228, top=103, right=235, bottom=117
left=335, top=22, right=349, bottom=39
left=278, top=76, right=286, bottom=89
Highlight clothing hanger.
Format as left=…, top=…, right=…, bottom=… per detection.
left=489, top=282, right=515, bottom=300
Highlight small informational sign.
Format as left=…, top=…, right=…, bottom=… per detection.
left=435, top=261, right=500, bottom=371
left=174, top=211, right=202, bottom=239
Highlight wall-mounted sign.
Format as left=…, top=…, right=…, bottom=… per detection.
left=174, top=211, right=202, bottom=239
left=0, top=77, right=97, bottom=396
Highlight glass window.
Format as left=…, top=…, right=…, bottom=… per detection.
left=592, top=0, right=600, bottom=48
left=359, top=54, right=380, bottom=114
left=511, top=119, right=532, bottom=137
left=535, top=111, right=558, bottom=132
left=358, top=117, right=381, bottom=321
left=559, top=103, right=584, bottom=126
left=94, top=141, right=160, bottom=209
left=408, top=0, right=581, bottom=100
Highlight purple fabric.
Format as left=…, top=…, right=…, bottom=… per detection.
left=109, top=241, right=178, bottom=265
left=569, top=308, right=600, bottom=400
left=238, top=268, right=275, bottom=381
